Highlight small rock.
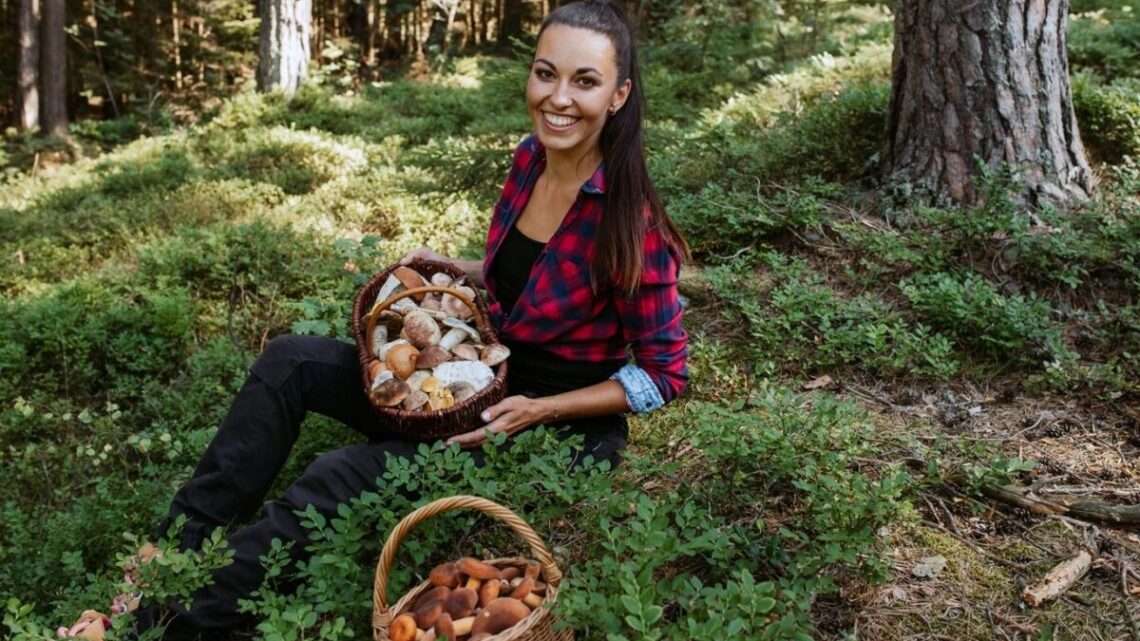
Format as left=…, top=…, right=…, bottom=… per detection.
left=912, top=555, right=947, bottom=579
left=802, top=375, right=835, bottom=391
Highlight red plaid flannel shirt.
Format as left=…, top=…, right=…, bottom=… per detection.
left=481, top=135, right=688, bottom=404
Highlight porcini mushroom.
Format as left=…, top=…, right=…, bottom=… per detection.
left=377, top=338, right=410, bottom=362
left=439, top=318, right=481, bottom=350
left=499, top=567, right=521, bottom=581
left=510, top=576, right=535, bottom=600
left=480, top=343, right=510, bottom=367
left=393, top=267, right=429, bottom=300
left=434, top=613, right=455, bottom=641
left=448, top=382, right=477, bottom=403
left=371, top=379, right=410, bottom=407
left=456, top=557, right=502, bottom=581
left=469, top=598, right=530, bottom=637
left=402, top=311, right=442, bottom=349
left=450, top=344, right=479, bottom=361
left=374, top=274, right=404, bottom=307
left=429, top=562, right=461, bottom=589
left=415, top=586, right=452, bottom=610
left=523, top=592, right=543, bottom=609
left=431, top=272, right=453, bottom=287
left=444, top=588, right=478, bottom=619
left=386, top=343, right=420, bottom=380
left=402, top=389, right=428, bottom=411
left=441, top=286, right=476, bottom=320
left=369, top=325, right=389, bottom=359
left=388, top=614, right=417, bottom=641
left=433, top=361, right=494, bottom=392
left=416, top=346, right=451, bottom=369
left=478, top=576, right=500, bottom=607
left=413, top=600, right=444, bottom=629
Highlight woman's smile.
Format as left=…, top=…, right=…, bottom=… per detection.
left=542, top=111, right=581, bottom=132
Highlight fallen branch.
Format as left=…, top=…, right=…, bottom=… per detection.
left=1022, top=548, right=1094, bottom=607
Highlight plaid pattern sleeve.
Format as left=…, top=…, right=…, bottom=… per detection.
left=611, top=223, right=689, bottom=405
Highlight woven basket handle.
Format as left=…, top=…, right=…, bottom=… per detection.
left=364, top=286, right=491, bottom=351
left=372, top=495, right=563, bottom=613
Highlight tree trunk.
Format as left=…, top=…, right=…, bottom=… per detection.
left=17, top=0, right=40, bottom=131
left=886, top=0, right=1095, bottom=206
left=172, top=0, right=183, bottom=90
left=257, top=0, right=312, bottom=96
left=497, top=0, right=519, bottom=47
left=40, top=0, right=67, bottom=138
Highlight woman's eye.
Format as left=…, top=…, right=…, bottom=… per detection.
left=577, top=78, right=598, bottom=87
left=535, top=68, right=554, bottom=79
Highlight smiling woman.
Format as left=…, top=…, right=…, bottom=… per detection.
left=76, top=2, right=691, bottom=640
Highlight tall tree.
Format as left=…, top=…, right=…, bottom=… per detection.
left=40, top=0, right=67, bottom=138
left=257, top=0, right=312, bottom=95
left=17, top=0, right=40, bottom=130
left=886, top=0, right=1094, bottom=205
left=497, top=0, right=520, bottom=47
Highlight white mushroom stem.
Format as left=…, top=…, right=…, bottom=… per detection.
left=440, top=328, right=468, bottom=351
left=374, top=275, right=403, bottom=308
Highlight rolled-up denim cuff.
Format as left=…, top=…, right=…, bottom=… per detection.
left=610, top=364, right=665, bottom=414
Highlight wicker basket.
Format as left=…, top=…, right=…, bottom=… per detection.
left=372, top=496, right=574, bottom=641
left=352, top=260, right=509, bottom=441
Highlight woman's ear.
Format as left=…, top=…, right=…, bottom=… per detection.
left=610, top=78, right=632, bottom=113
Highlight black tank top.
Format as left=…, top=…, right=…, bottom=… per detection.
left=489, top=223, right=624, bottom=395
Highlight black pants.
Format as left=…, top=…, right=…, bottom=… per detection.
left=142, top=335, right=627, bottom=639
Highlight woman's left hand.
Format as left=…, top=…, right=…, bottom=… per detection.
left=445, top=395, right=552, bottom=449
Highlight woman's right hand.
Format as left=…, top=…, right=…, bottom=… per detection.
left=399, top=246, right=452, bottom=266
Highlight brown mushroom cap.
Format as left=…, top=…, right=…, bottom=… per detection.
left=416, top=345, right=451, bottom=369
left=413, top=600, right=444, bottom=629
left=388, top=614, right=417, bottom=641
left=371, top=379, right=410, bottom=407
left=402, top=310, right=442, bottom=349
left=480, top=343, right=511, bottom=367
left=450, top=343, right=479, bottom=361
left=469, top=598, right=530, bottom=636
left=402, top=389, right=429, bottom=411
left=429, top=563, right=460, bottom=589
left=415, top=586, right=453, bottom=610
left=478, top=576, right=500, bottom=607
left=499, top=566, right=521, bottom=581
left=393, top=267, right=429, bottom=300
left=386, top=343, right=420, bottom=380
left=456, top=557, right=502, bottom=581
left=444, top=588, right=479, bottom=619
left=510, top=576, right=535, bottom=600
left=448, top=382, right=477, bottom=403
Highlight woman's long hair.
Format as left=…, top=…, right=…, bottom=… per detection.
left=538, top=0, right=690, bottom=295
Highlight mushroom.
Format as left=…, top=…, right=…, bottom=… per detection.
left=464, top=576, right=482, bottom=591
left=415, top=586, right=453, bottom=610
left=522, top=592, right=543, bottom=609
left=378, top=339, right=410, bottom=362
left=449, top=616, right=475, bottom=638
left=393, top=266, right=429, bottom=300
left=431, top=272, right=453, bottom=287
left=369, top=325, right=389, bottom=359
left=439, top=318, right=481, bottom=350
left=499, top=567, right=521, bottom=581
left=371, top=379, right=410, bottom=407
left=416, top=345, right=451, bottom=369
left=406, top=370, right=431, bottom=391
left=388, top=614, right=417, bottom=641
left=433, top=361, right=494, bottom=392
left=510, top=576, right=535, bottom=600
left=441, top=286, right=475, bottom=320
left=429, top=563, right=461, bottom=589
left=450, top=343, right=479, bottom=361
left=413, top=599, right=444, bottom=629
left=374, top=274, right=404, bottom=308
left=434, top=613, right=455, bottom=641
left=369, top=362, right=394, bottom=391
left=420, top=376, right=440, bottom=394
left=402, top=389, right=428, bottom=411
left=427, top=388, right=455, bottom=411
left=444, top=588, right=478, bottom=619
left=421, top=295, right=442, bottom=312
left=469, top=598, right=530, bottom=637
left=480, top=343, right=510, bottom=367
left=401, top=311, right=442, bottom=349
left=457, top=558, right=502, bottom=581
left=391, top=297, right=418, bottom=314
left=448, top=382, right=477, bottom=403
left=478, top=576, right=500, bottom=607
left=386, top=343, right=420, bottom=380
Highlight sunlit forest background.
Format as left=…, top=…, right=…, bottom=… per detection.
left=1, top=1, right=1139, bottom=640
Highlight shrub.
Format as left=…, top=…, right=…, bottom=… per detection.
left=1073, top=76, right=1140, bottom=163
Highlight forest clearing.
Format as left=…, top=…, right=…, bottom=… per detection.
left=1, top=1, right=1139, bottom=640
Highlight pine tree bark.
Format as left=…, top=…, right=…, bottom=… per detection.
left=17, top=0, right=40, bottom=131
left=886, top=0, right=1095, bottom=206
left=257, top=0, right=312, bottom=96
left=497, top=0, right=519, bottom=46
left=39, top=0, right=67, bottom=138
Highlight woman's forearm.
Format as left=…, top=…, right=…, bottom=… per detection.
left=451, top=258, right=485, bottom=288
left=535, top=380, right=631, bottom=424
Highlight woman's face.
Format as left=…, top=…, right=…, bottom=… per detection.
left=527, top=24, right=631, bottom=159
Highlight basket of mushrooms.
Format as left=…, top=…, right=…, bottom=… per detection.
left=352, top=259, right=510, bottom=441
left=372, top=495, right=573, bottom=641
